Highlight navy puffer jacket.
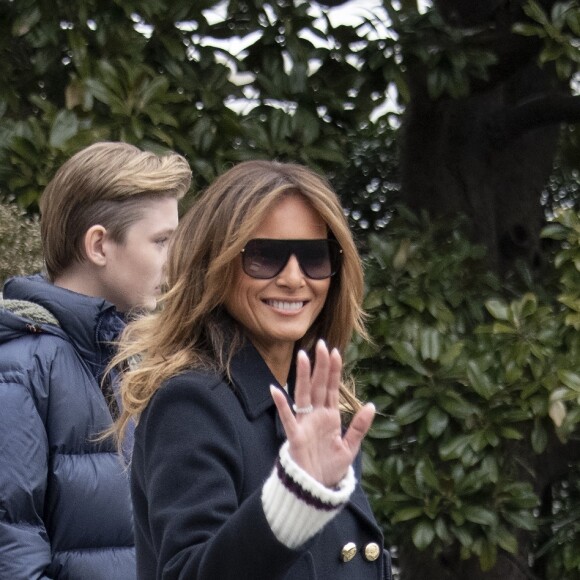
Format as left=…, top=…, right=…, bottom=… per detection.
left=0, top=275, right=135, bottom=579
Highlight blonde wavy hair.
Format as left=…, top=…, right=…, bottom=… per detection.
left=112, top=160, right=367, bottom=447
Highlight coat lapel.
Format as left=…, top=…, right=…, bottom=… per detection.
left=229, top=342, right=289, bottom=441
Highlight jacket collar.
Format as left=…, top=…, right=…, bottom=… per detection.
left=2, top=274, right=125, bottom=382
left=229, top=341, right=286, bottom=418
left=229, top=341, right=295, bottom=439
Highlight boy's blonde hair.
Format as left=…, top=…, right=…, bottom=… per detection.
left=40, top=141, right=192, bottom=280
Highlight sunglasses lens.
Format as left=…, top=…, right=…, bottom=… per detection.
left=242, top=240, right=285, bottom=279
left=299, top=242, right=333, bottom=279
left=242, top=239, right=341, bottom=279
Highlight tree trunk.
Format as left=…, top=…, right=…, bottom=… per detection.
left=400, top=58, right=560, bottom=276
left=397, top=0, right=580, bottom=277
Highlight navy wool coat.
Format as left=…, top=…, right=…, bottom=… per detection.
left=131, top=342, right=392, bottom=579
left=0, top=275, right=135, bottom=579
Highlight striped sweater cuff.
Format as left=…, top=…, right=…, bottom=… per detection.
left=261, top=441, right=356, bottom=549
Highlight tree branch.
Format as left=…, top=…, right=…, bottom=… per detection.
left=489, top=94, right=580, bottom=147
left=434, top=0, right=506, bottom=27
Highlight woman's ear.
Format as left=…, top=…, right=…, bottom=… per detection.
left=83, top=225, right=108, bottom=266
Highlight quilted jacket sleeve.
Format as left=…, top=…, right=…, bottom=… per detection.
left=0, top=365, right=52, bottom=579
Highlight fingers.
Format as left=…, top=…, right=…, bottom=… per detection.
left=342, top=403, right=376, bottom=455
left=325, top=347, right=341, bottom=409
left=310, top=339, right=329, bottom=407
left=293, top=350, right=312, bottom=413
left=270, top=385, right=297, bottom=440
left=295, top=340, right=342, bottom=411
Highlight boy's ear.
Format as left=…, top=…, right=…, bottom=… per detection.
left=83, top=225, right=108, bottom=266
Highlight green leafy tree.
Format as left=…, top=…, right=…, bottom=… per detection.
left=1, top=1, right=579, bottom=578
left=2, top=1, right=578, bottom=267
left=0, top=0, right=379, bottom=204
left=355, top=207, right=580, bottom=579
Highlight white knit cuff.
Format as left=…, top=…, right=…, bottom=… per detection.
left=261, top=441, right=356, bottom=549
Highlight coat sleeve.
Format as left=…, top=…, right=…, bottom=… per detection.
left=0, top=367, right=52, bottom=579
left=133, top=375, right=307, bottom=580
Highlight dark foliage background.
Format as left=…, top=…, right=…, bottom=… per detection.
left=1, top=1, right=579, bottom=578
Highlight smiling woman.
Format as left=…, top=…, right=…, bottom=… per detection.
left=111, top=159, right=393, bottom=579
left=224, top=194, right=333, bottom=382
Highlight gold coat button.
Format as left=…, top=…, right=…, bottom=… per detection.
left=341, top=542, right=357, bottom=562
left=364, top=542, right=380, bottom=562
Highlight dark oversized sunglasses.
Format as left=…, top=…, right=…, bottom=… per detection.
left=241, top=238, right=343, bottom=280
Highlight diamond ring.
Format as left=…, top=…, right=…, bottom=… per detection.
left=292, top=403, right=314, bottom=414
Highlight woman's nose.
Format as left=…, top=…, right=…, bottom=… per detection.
left=276, top=255, right=305, bottom=287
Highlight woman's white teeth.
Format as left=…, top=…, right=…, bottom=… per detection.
left=268, top=300, right=304, bottom=311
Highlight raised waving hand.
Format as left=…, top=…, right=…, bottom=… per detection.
left=270, top=339, right=376, bottom=488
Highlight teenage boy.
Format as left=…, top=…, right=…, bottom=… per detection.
left=0, top=141, right=191, bottom=579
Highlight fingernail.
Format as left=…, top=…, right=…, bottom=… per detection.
left=317, top=338, right=326, bottom=349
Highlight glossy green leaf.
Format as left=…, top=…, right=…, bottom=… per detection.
left=395, top=398, right=431, bottom=425
left=412, top=520, right=435, bottom=550
left=425, top=406, right=449, bottom=438
left=390, top=342, right=430, bottom=376
left=391, top=506, right=424, bottom=523
left=439, top=434, right=472, bottom=460
left=531, top=419, right=548, bottom=453
left=420, top=328, right=441, bottom=361
left=558, top=370, right=580, bottom=393
left=485, top=299, right=509, bottom=320
left=463, top=505, right=498, bottom=526
left=466, top=360, right=497, bottom=400
left=415, top=458, right=440, bottom=492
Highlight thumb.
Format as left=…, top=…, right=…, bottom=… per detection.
left=342, top=403, right=375, bottom=455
